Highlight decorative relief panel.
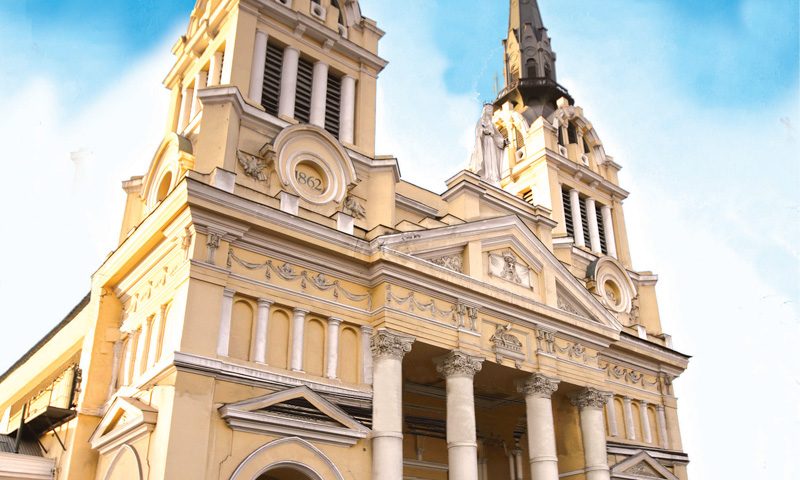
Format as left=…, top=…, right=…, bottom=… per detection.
left=488, top=250, right=532, bottom=289
left=490, top=323, right=525, bottom=367
left=430, top=254, right=464, bottom=273
left=553, top=339, right=599, bottom=366
left=384, top=285, right=478, bottom=332
left=599, top=360, right=661, bottom=392
left=226, top=246, right=371, bottom=309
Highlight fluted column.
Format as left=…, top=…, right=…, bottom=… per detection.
left=339, top=75, right=357, bottom=144
left=290, top=308, right=309, bottom=372
left=572, top=388, right=612, bottom=480
left=325, top=317, right=342, bottom=379
left=435, top=350, right=484, bottom=480
left=209, top=51, right=224, bottom=86
left=622, top=396, right=636, bottom=440
left=639, top=400, right=653, bottom=444
left=248, top=29, right=269, bottom=104
left=517, top=374, right=560, bottom=480
left=585, top=198, right=602, bottom=254
left=278, top=46, right=300, bottom=118
left=252, top=298, right=272, bottom=363
left=191, top=70, right=208, bottom=119
left=656, top=405, right=670, bottom=449
left=360, top=325, right=374, bottom=384
left=569, top=189, right=586, bottom=248
left=605, top=398, right=619, bottom=438
left=600, top=205, right=617, bottom=258
left=179, top=85, right=194, bottom=130
left=309, top=61, right=329, bottom=127
left=370, top=330, right=414, bottom=480
left=216, top=288, right=236, bottom=357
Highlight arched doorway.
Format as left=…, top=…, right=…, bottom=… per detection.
left=256, top=464, right=319, bottom=480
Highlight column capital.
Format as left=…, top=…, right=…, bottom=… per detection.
left=292, top=307, right=310, bottom=316
left=370, top=329, right=414, bottom=360
left=360, top=324, right=374, bottom=334
left=257, top=298, right=273, bottom=307
left=222, top=287, right=236, bottom=298
left=327, top=316, right=343, bottom=326
left=571, top=387, right=612, bottom=410
left=435, top=350, right=484, bottom=379
left=516, top=373, right=560, bottom=398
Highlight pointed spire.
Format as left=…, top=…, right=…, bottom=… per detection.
left=496, top=0, right=572, bottom=121
left=505, top=0, right=557, bottom=83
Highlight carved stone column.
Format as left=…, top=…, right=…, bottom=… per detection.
left=370, top=330, right=414, bottom=480
left=639, top=400, right=653, bottom=444
left=656, top=405, right=670, bottom=449
left=216, top=288, right=236, bottom=357
left=622, top=396, right=636, bottom=440
left=252, top=298, right=272, bottom=364
left=309, top=61, right=329, bottom=127
left=585, top=198, right=602, bottom=254
left=248, top=29, right=268, bottom=104
left=289, top=308, right=309, bottom=372
left=572, top=388, right=612, bottom=480
left=325, top=317, right=342, bottom=379
left=435, top=350, right=485, bottom=480
left=569, top=188, right=586, bottom=248
left=278, top=46, right=300, bottom=118
left=517, top=374, right=560, bottom=480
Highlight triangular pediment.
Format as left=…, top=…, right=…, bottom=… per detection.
left=90, top=397, right=158, bottom=454
left=376, top=215, right=622, bottom=332
left=218, top=386, right=369, bottom=446
left=611, top=451, right=679, bottom=480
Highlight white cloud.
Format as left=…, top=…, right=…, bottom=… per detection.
left=0, top=34, right=176, bottom=371
left=366, top=0, right=480, bottom=193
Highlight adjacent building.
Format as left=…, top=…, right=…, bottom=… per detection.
left=0, top=1, right=690, bottom=479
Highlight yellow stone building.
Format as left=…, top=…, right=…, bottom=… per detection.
left=0, top=1, right=690, bottom=479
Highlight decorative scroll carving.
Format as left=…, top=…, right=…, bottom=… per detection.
left=491, top=324, right=525, bottom=368
left=488, top=250, right=531, bottom=288
left=370, top=330, right=414, bottom=360
left=571, top=387, right=611, bottom=410
left=599, top=361, right=661, bottom=391
left=516, top=373, right=560, bottom=398
left=534, top=328, right=556, bottom=355
left=435, top=350, right=484, bottom=378
left=430, top=254, right=463, bottom=273
left=206, top=232, right=222, bottom=264
left=453, top=302, right=478, bottom=331
left=553, top=340, right=598, bottom=365
left=226, top=247, right=372, bottom=309
left=385, top=285, right=455, bottom=323
left=342, top=194, right=366, bottom=219
left=557, top=295, right=582, bottom=315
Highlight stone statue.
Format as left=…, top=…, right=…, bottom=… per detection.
left=468, top=104, right=506, bottom=186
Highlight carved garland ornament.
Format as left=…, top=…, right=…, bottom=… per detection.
left=599, top=361, right=660, bottom=391
left=570, top=388, right=612, bottom=410
left=370, top=330, right=414, bottom=360
left=435, top=351, right=484, bottom=379
left=226, top=247, right=372, bottom=309
left=516, top=373, right=560, bottom=398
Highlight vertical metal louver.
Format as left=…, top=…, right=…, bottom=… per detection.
left=523, top=189, right=534, bottom=205
left=561, top=187, right=574, bottom=238
left=294, top=56, right=314, bottom=124
left=261, top=43, right=284, bottom=116
left=596, top=205, right=607, bottom=254
left=579, top=196, right=591, bottom=245
left=325, top=73, right=341, bottom=138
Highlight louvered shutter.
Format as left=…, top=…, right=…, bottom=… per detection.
left=325, top=73, right=341, bottom=137
left=561, top=187, right=574, bottom=238
left=261, top=43, right=284, bottom=115
left=596, top=205, right=607, bottom=254
left=294, top=56, right=314, bottom=124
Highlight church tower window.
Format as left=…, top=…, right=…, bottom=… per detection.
left=595, top=205, right=608, bottom=254
left=561, top=186, right=574, bottom=237
left=294, top=56, right=315, bottom=125
left=567, top=123, right=578, bottom=144
left=325, top=72, right=342, bottom=138
left=261, top=42, right=285, bottom=116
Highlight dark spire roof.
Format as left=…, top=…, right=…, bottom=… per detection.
left=496, top=0, right=572, bottom=121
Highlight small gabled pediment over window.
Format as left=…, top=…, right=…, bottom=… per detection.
left=218, top=386, right=369, bottom=446
left=611, top=451, right=679, bottom=480
left=89, top=397, right=158, bottom=455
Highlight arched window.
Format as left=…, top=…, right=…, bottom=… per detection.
left=567, top=123, right=578, bottom=144
left=257, top=465, right=319, bottom=480
left=526, top=59, right=538, bottom=78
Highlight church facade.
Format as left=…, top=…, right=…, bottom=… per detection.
left=0, top=1, right=690, bottom=480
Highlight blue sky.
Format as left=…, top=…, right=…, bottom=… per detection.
left=0, top=1, right=798, bottom=478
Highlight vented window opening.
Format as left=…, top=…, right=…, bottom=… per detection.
left=325, top=73, right=342, bottom=138
left=561, top=187, right=574, bottom=237
left=596, top=206, right=608, bottom=254
left=579, top=197, right=590, bottom=246
left=261, top=42, right=284, bottom=116
left=294, top=56, right=314, bottom=124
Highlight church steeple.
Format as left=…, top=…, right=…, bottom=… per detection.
left=496, top=0, right=573, bottom=121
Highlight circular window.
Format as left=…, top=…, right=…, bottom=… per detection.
left=603, top=279, right=623, bottom=309
left=294, top=161, right=328, bottom=198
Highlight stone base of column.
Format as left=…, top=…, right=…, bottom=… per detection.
left=372, top=432, right=404, bottom=480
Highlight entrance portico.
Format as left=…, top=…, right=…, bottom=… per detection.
left=370, top=331, right=612, bottom=480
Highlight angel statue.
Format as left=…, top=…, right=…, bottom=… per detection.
left=468, top=104, right=506, bottom=186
